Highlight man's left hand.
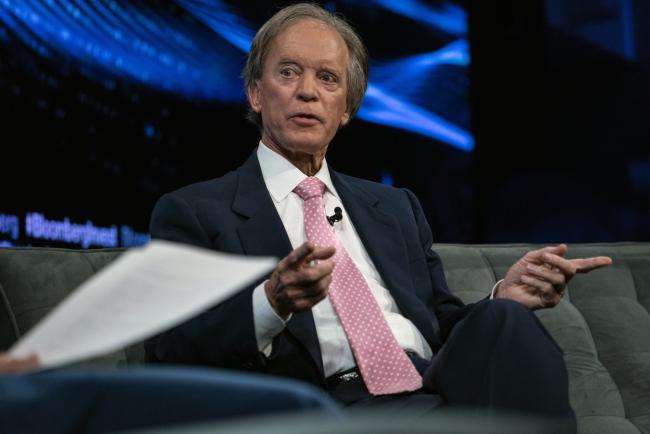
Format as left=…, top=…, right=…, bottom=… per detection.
left=495, top=244, right=612, bottom=309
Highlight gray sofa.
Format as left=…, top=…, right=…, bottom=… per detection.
left=0, top=243, right=648, bottom=433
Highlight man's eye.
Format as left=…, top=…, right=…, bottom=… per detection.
left=280, top=68, right=295, bottom=77
left=320, top=73, right=337, bottom=83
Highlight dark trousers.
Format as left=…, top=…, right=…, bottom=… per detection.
left=0, top=366, right=340, bottom=434
left=331, top=299, right=576, bottom=432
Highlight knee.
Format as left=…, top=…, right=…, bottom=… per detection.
left=472, top=299, right=555, bottom=340
left=480, top=299, right=563, bottom=355
left=473, top=298, right=534, bottom=325
left=453, top=299, right=535, bottom=345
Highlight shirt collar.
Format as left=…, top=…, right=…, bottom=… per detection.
left=257, top=141, right=338, bottom=203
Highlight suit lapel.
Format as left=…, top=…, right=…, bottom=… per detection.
left=232, top=152, right=325, bottom=377
left=232, top=153, right=292, bottom=258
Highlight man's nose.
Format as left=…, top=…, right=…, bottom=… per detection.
left=297, top=73, right=318, bottom=101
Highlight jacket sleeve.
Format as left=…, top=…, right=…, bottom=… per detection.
left=145, top=192, right=267, bottom=371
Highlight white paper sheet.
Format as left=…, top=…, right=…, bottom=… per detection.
left=9, top=240, right=277, bottom=369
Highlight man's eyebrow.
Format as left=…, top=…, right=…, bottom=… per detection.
left=277, top=58, right=300, bottom=65
left=320, top=66, right=342, bottom=76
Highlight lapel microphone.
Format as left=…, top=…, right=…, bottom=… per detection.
left=327, top=207, right=343, bottom=226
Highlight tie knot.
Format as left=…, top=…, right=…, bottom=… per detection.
left=293, top=177, right=325, bottom=200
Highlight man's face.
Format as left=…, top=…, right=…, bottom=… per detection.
left=248, top=19, right=350, bottom=159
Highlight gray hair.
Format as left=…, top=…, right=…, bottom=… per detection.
left=242, top=3, right=368, bottom=129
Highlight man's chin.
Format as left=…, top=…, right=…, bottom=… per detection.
left=282, top=133, right=331, bottom=154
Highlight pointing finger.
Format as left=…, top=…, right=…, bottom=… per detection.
left=572, top=256, right=613, bottom=273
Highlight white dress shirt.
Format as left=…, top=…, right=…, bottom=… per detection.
left=251, top=142, right=433, bottom=377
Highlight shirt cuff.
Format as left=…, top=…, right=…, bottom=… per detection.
left=252, top=281, right=291, bottom=355
left=490, top=279, right=504, bottom=300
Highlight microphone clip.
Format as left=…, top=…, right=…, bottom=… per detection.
left=327, top=207, right=343, bottom=226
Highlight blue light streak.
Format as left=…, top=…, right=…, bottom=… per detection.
left=0, top=0, right=244, bottom=100
left=343, top=0, right=467, bottom=36
left=360, top=83, right=473, bottom=152
left=0, top=0, right=51, bottom=56
left=176, top=0, right=256, bottom=53
left=362, top=39, right=474, bottom=151
left=371, top=39, right=469, bottom=88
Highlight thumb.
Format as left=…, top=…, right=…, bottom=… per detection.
left=547, top=243, right=568, bottom=256
left=309, top=245, right=337, bottom=260
left=528, top=243, right=567, bottom=262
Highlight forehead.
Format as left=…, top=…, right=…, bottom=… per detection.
left=266, top=19, right=349, bottom=71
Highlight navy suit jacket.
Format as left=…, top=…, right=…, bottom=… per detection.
left=146, top=151, right=469, bottom=388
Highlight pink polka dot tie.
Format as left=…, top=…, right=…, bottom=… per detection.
left=293, top=177, right=422, bottom=395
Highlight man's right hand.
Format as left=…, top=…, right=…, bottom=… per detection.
left=264, top=241, right=335, bottom=320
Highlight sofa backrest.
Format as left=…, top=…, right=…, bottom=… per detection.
left=0, top=247, right=144, bottom=367
left=435, top=243, right=650, bottom=434
left=0, top=243, right=648, bottom=433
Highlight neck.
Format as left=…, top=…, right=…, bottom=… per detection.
left=262, top=141, right=327, bottom=176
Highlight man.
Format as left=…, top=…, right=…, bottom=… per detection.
left=0, top=352, right=338, bottom=434
left=147, top=2, right=611, bottom=428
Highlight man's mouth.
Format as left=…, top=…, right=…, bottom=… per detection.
left=290, top=113, right=321, bottom=124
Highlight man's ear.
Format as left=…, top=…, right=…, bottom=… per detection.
left=247, top=81, right=262, bottom=113
left=340, top=111, right=350, bottom=127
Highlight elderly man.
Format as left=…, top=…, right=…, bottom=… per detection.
left=147, top=2, right=611, bottom=427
